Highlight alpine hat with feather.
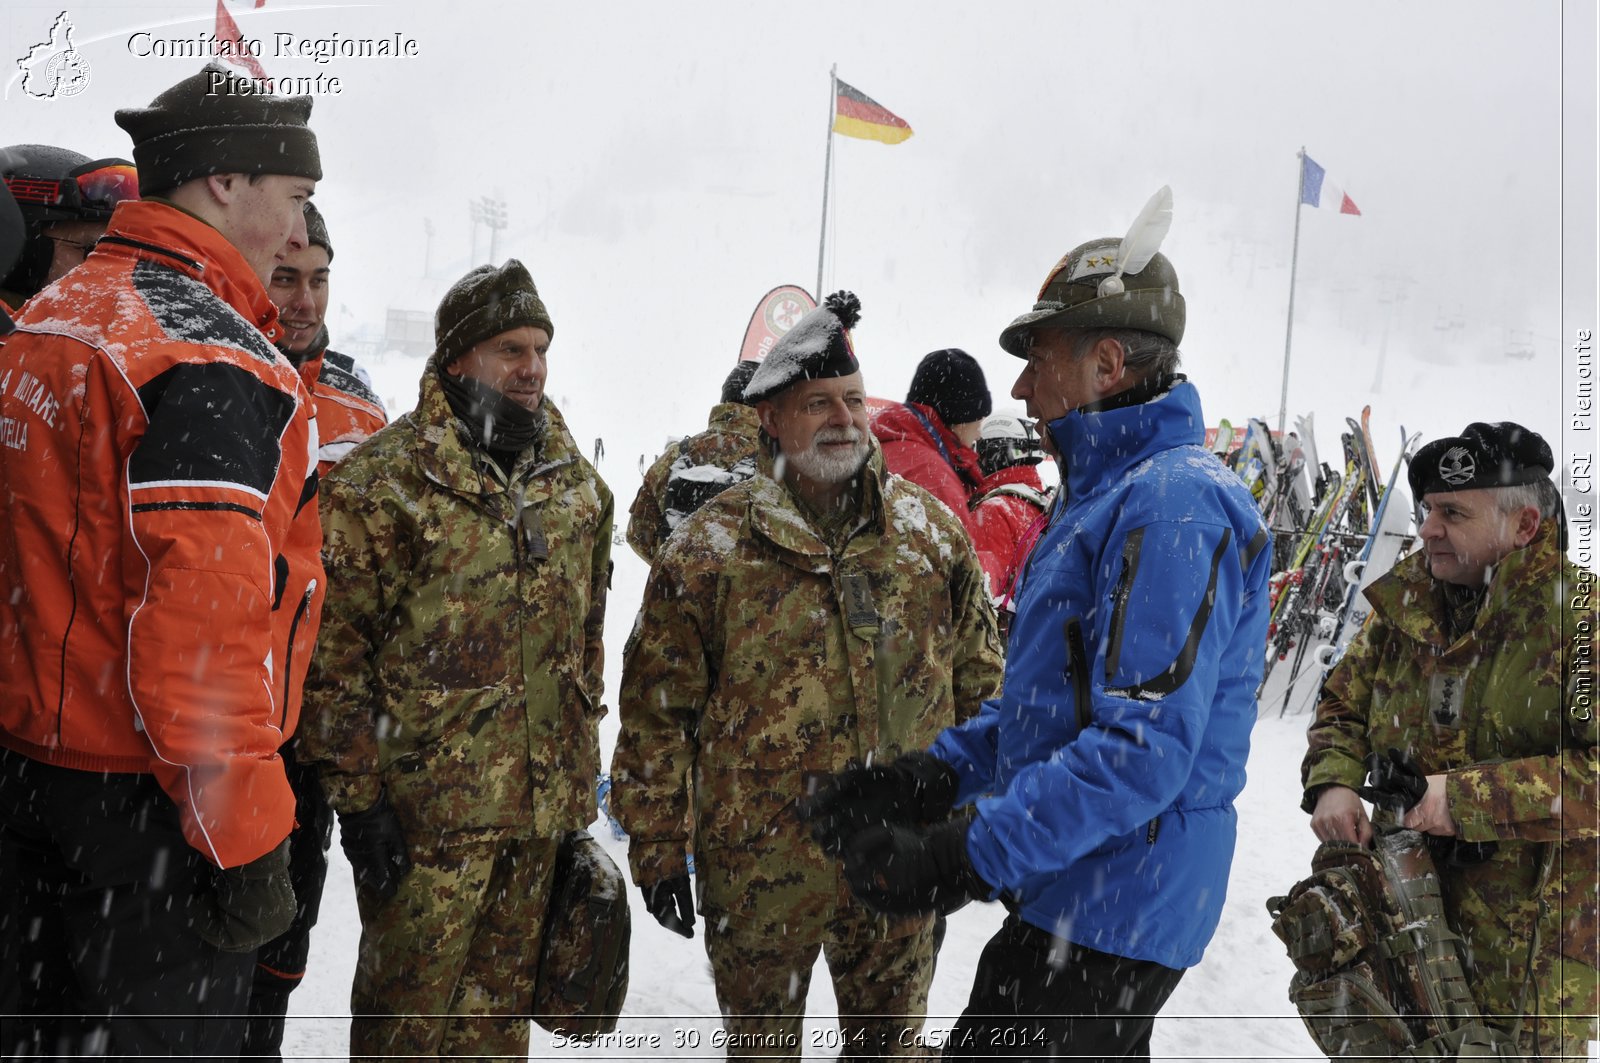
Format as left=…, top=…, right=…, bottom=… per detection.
left=999, top=186, right=1185, bottom=356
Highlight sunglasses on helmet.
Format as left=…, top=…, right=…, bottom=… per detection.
left=5, top=160, right=139, bottom=214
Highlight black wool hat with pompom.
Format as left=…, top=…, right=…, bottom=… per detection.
left=743, top=290, right=862, bottom=403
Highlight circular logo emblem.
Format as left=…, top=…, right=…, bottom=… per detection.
left=44, top=49, right=91, bottom=98
left=767, top=294, right=807, bottom=335
left=1438, top=446, right=1475, bottom=486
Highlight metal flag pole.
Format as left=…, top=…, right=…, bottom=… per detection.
left=1277, top=146, right=1306, bottom=436
left=816, top=64, right=837, bottom=301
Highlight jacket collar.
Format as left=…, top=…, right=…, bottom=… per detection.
left=706, top=402, right=761, bottom=436
left=978, top=463, right=1046, bottom=495
left=1046, top=376, right=1204, bottom=502
left=93, top=199, right=283, bottom=344
left=871, top=401, right=984, bottom=488
left=1366, top=518, right=1567, bottom=648
left=412, top=369, right=581, bottom=496
left=747, top=446, right=889, bottom=562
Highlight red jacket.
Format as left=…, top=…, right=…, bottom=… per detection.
left=0, top=200, right=325, bottom=868
left=971, top=464, right=1050, bottom=599
left=871, top=400, right=985, bottom=537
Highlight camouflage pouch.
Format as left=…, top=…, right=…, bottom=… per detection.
left=532, top=829, right=631, bottom=1039
left=1267, top=832, right=1521, bottom=1061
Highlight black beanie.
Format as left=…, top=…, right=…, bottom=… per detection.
left=907, top=348, right=992, bottom=427
left=114, top=64, right=321, bottom=196
left=434, top=259, right=554, bottom=368
left=302, top=201, right=332, bottom=261
left=1409, top=421, right=1555, bottom=498
left=744, top=291, right=862, bottom=403
left=721, top=361, right=760, bottom=405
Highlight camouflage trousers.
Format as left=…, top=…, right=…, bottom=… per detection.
left=704, top=919, right=937, bottom=1063
left=1509, top=951, right=1599, bottom=1059
left=350, top=833, right=561, bottom=1062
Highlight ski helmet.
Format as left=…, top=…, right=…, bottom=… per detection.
left=2, top=144, right=139, bottom=297
left=0, top=177, right=23, bottom=293
left=976, top=413, right=1044, bottom=477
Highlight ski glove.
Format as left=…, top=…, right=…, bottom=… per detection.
left=197, top=839, right=296, bottom=953
left=640, top=874, right=695, bottom=938
left=337, top=791, right=413, bottom=902
left=841, top=817, right=991, bottom=917
left=799, top=752, right=960, bottom=856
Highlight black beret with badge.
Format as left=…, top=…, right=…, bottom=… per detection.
left=1408, top=421, right=1554, bottom=498
left=743, top=290, right=862, bottom=404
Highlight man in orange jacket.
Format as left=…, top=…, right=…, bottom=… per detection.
left=271, top=201, right=388, bottom=476
left=244, top=200, right=386, bottom=1062
left=0, top=63, right=325, bottom=1059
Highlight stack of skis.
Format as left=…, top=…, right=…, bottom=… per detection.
left=1210, top=411, right=1422, bottom=716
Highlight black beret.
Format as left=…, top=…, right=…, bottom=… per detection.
left=744, top=291, right=861, bottom=404
left=1409, top=421, right=1553, bottom=499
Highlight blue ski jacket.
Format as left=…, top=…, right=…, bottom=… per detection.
left=929, top=378, right=1272, bottom=969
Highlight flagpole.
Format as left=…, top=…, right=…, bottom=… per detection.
left=816, top=64, right=836, bottom=301
left=1277, top=146, right=1306, bottom=436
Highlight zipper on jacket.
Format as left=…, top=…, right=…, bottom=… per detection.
left=1104, top=529, right=1145, bottom=682
left=1064, top=618, right=1092, bottom=732
left=95, top=234, right=203, bottom=273
left=279, top=579, right=317, bottom=729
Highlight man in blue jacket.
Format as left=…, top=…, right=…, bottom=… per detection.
left=805, top=234, right=1272, bottom=1061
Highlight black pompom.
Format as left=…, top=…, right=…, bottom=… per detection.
left=824, top=290, right=861, bottom=330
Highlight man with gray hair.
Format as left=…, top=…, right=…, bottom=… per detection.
left=1304, top=421, right=1597, bottom=1057
left=804, top=233, right=1273, bottom=1061
left=612, top=291, right=1002, bottom=1060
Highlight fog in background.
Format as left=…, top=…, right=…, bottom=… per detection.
left=4, top=0, right=1594, bottom=501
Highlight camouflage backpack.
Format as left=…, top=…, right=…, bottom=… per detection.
left=1267, top=829, right=1520, bottom=1060
left=533, top=829, right=631, bottom=1039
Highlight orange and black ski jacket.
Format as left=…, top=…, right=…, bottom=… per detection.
left=295, top=344, right=387, bottom=476
left=0, top=200, right=325, bottom=868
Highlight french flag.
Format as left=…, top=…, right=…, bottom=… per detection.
left=1300, top=153, right=1361, bottom=215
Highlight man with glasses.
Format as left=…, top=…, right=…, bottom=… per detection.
left=611, top=291, right=1003, bottom=1060
left=1, top=143, right=139, bottom=308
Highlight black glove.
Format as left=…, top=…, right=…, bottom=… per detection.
left=841, top=817, right=991, bottom=917
left=799, top=752, right=959, bottom=855
left=337, top=791, right=413, bottom=902
left=640, top=874, right=695, bottom=938
left=1357, top=748, right=1428, bottom=814
left=196, top=839, right=296, bottom=953
left=1359, top=749, right=1498, bottom=866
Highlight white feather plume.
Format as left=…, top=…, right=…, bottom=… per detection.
left=1098, top=185, right=1173, bottom=296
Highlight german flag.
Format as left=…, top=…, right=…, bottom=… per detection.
left=832, top=79, right=913, bottom=145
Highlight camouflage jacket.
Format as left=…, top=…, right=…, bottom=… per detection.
left=611, top=449, right=1004, bottom=937
left=625, top=401, right=761, bottom=564
left=299, top=368, right=613, bottom=841
left=1303, top=521, right=1597, bottom=1006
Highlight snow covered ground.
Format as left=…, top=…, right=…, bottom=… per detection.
left=283, top=707, right=1328, bottom=1061
left=277, top=353, right=1347, bottom=1061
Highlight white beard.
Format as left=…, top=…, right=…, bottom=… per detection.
left=785, top=427, right=869, bottom=485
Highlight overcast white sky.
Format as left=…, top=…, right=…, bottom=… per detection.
left=4, top=0, right=1595, bottom=504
